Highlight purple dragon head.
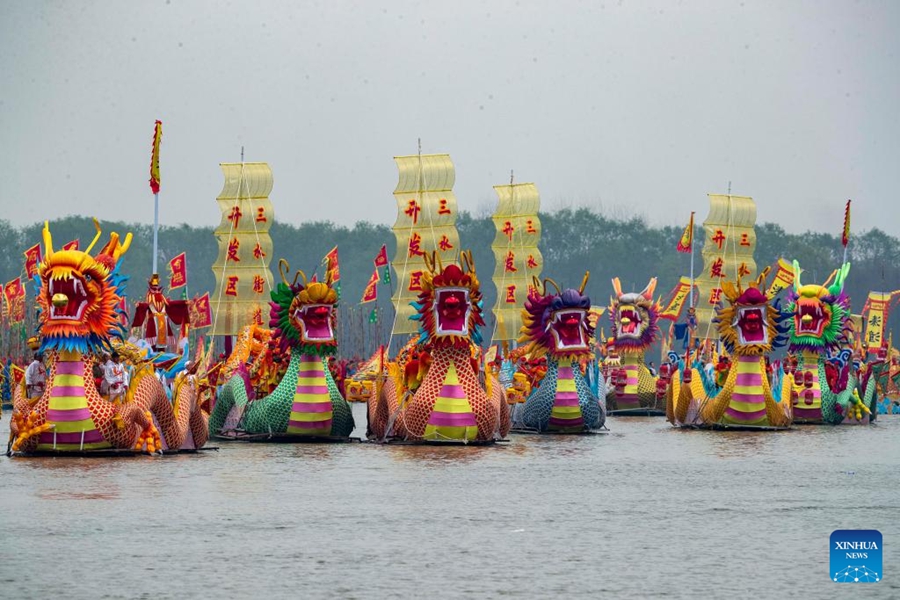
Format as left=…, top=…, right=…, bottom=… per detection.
left=519, top=273, right=595, bottom=359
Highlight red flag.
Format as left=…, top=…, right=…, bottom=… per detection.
left=361, top=269, right=379, bottom=303
left=169, top=252, right=187, bottom=289
left=676, top=212, right=694, bottom=253
left=190, top=292, right=212, bottom=328
left=373, top=244, right=388, bottom=268
left=841, top=199, right=851, bottom=248
left=63, top=239, right=79, bottom=251
left=24, top=243, right=43, bottom=279
left=149, top=120, right=163, bottom=194
left=322, top=246, right=340, bottom=282
left=3, top=278, right=25, bottom=323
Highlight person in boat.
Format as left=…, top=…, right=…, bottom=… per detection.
left=105, top=352, right=126, bottom=404
left=24, top=352, right=46, bottom=399
left=647, top=361, right=658, bottom=377
left=92, top=355, right=105, bottom=391
left=99, top=352, right=113, bottom=396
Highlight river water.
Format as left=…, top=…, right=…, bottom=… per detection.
left=1, top=405, right=898, bottom=599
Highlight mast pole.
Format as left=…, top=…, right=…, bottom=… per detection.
left=152, top=192, right=159, bottom=275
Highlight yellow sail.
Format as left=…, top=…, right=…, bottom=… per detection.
left=490, top=182, right=543, bottom=341
left=390, top=153, right=460, bottom=335
left=209, top=162, right=275, bottom=336
left=694, top=194, right=757, bottom=340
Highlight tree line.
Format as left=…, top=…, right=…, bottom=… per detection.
left=1, top=209, right=898, bottom=340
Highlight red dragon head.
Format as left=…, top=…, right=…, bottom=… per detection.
left=411, top=251, right=485, bottom=349
left=37, top=219, right=132, bottom=354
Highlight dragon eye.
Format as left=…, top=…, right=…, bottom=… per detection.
left=85, top=273, right=92, bottom=281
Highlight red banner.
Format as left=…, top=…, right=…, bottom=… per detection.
left=150, top=120, right=162, bottom=194
left=361, top=269, right=379, bottom=303
left=169, top=252, right=187, bottom=289
left=190, top=292, right=212, bottom=329
left=373, top=244, right=388, bottom=268
left=323, top=246, right=340, bottom=282
left=24, top=243, right=43, bottom=279
left=3, top=278, right=25, bottom=323
left=62, top=239, right=79, bottom=251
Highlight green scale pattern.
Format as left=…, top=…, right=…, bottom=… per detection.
left=209, top=353, right=355, bottom=437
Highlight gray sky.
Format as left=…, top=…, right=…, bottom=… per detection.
left=2, top=0, right=898, bottom=236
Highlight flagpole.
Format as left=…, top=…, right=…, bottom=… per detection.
left=153, top=193, right=159, bottom=275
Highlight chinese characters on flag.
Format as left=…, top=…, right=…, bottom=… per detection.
left=190, top=293, right=212, bottom=328
left=3, top=278, right=26, bottom=323
left=62, top=239, right=79, bottom=251
left=361, top=269, right=379, bottom=303
left=168, top=252, right=187, bottom=289
left=24, top=244, right=42, bottom=279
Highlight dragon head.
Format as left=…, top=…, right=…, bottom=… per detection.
left=37, top=220, right=132, bottom=354
left=519, top=272, right=594, bottom=359
left=411, top=250, right=484, bottom=349
left=608, top=277, right=660, bottom=354
left=270, top=259, right=339, bottom=356
left=716, top=267, right=789, bottom=356
left=786, top=261, right=851, bottom=354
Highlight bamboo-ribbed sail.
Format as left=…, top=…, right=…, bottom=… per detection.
left=490, top=183, right=543, bottom=341
left=390, top=154, right=460, bottom=335
left=695, top=194, right=757, bottom=340
left=209, top=162, right=275, bottom=336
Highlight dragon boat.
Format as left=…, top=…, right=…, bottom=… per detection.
left=783, top=262, right=876, bottom=424
left=666, top=268, right=793, bottom=430
left=367, top=251, right=510, bottom=444
left=605, top=278, right=666, bottom=415
left=209, top=261, right=355, bottom=442
left=511, top=274, right=606, bottom=433
left=9, top=221, right=209, bottom=456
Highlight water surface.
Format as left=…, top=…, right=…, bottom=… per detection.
left=1, top=406, right=898, bottom=599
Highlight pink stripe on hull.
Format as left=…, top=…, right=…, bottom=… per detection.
left=299, top=370, right=326, bottom=378
left=549, top=416, right=584, bottom=427
left=51, top=386, right=85, bottom=397
left=288, top=419, right=331, bottom=430
left=735, top=373, right=762, bottom=386
left=438, top=385, right=466, bottom=399
left=724, top=407, right=767, bottom=421
left=558, top=367, right=574, bottom=379
left=295, top=385, right=329, bottom=394
left=731, top=393, right=764, bottom=404
left=291, top=401, right=333, bottom=413
left=39, top=430, right=105, bottom=444
left=55, top=361, right=84, bottom=376
left=428, top=412, right=477, bottom=427
left=793, top=407, right=822, bottom=419
left=47, top=408, right=91, bottom=421
left=554, top=394, right=580, bottom=407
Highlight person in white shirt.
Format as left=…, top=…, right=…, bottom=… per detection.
left=25, top=353, right=46, bottom=399
left=105, top=352, right=126, bottom=404
left=99, top=353, right=112, bottom=396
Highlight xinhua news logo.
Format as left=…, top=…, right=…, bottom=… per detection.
left=830, top=530, right=882, bottom=583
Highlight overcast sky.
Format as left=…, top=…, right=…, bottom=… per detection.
left=1, top=0, right=898, bottom=237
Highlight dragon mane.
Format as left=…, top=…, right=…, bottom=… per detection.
left=519, top=274, right=594, bottom=360
left=714, top=267, right=790, bottom=355
left=36, top=220, right=131, bottom=355
left=410, top=250, right=485, bottom=349
left=786, top=261, right=852, bottom=354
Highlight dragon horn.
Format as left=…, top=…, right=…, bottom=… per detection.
left=42, top=221, right=54, bottom=257
left=461, top=250, right=476, bottom=276
left=278, top=259, right=291, bottom=286
left=611, top=277, right=623, bottom=298
left=423, top=251, right=435, bottom=274
left=579, top=271, right=590, bottom=295
left=293, top=270, right=308, bottom=287
left=641, top=277, right=658, bottom=300
left=85, top=218, right=103, bottom=254
left=821, top=269, right=837, bottom=289
left=532, top=276, right=543, bottom=296
left=543, top=278, right=561, bottom=296
left=829, top=263, right=851, bottom=296
left=792, top=260, right=802, bottom=291
left=755, top=266, right=772, bottom=290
